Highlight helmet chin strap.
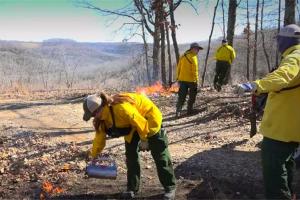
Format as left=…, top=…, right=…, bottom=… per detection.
left=94, top=105, right=104, bottom=118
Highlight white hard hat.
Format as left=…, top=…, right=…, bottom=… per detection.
left=83, top=94, right=102, bottom=121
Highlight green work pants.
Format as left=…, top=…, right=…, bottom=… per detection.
left=213, top=60, right=230, bottom=91
left=176, top=81, right=197, bottom=113
left=261, top=137, right=298, bottom=199
left=125, top=130, right=176, bottom=193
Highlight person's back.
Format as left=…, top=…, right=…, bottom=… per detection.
left=215, top=43, right=236, bottom=64
left=114, top=93, right=163, bottom=139
left=256, top=46, right=300, bottom=142
left=213, top=39, right=236, bottom=91
left=176, top=50, right=199, bottom=83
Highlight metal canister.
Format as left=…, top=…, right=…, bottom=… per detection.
left=85, top=156, right=117, bottom=179
left=86, top=164, right=117, bottom=179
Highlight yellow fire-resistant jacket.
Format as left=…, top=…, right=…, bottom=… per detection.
left=90, top=93, right=162, bottom=158
left=254, top=44, right=300, bottom=142
left=176, top=50, right=199, bottom=83
left=215, top=44, right=236, bottom=64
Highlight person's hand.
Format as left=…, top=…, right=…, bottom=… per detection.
left=83, top=149, right=93, bottom=162
left=139, top=140, right=149, bottom=152
left=234, top=83, right=257, bottom=96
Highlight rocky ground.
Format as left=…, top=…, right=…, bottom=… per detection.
left=0, top=87, right=299, bottom=199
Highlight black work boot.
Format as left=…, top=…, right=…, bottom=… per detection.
left=187, top=105, right=193, bottom=115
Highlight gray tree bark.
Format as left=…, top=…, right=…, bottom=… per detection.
left=261, top=0, right=271, bottom=72
left=168, top=0, right=180, bottom=64
left=226, top=0, right=237, bottom=46
left=275, top=0, right=281, bottom=67
left=201, top=0, right=220, bottom=87
left=160, top=1, right=167, bottom=86
left=284, top=0, right=296, bottom=25
left=165, top=20, right=173, bottom=86
left=252, top=0, right=260, bottom=80
left=246, top=0, right=250, bottom=80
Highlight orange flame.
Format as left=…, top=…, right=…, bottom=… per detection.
left=42, top=181, right=53, bottom=193
left=53, top=187, right=64, bottom=193
left=136, top=82, right=178, bottom=97
left=40, top=181, right=64, bottom=200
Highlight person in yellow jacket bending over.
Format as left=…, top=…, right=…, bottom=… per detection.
left=236, top=24, right=300, bottom=200
left=82, top=92, right=176, bottom=200
left=176, top=42, right=203, bottom=117
left=214, top=39, right=236, bottom=91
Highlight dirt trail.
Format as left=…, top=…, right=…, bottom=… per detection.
left=0, top=98, right=92, bottom=143
left=1, top=88, right=295, bottom=199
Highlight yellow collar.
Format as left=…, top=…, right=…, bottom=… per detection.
left=282, top=44, right=300, bottom=58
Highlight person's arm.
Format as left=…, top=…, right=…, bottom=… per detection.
left=123, top=105, right=149, bottom=140
left=231, top=47, right=236, bottom=62
left=176, top=57, right=182, bottom=81
left=215, top=46, right=221, bottom=59
left=90, top=125, right=106, bottom=158
left=255, top=56, right=300, bottom=93
left=191, top=56, right=198, bottom=83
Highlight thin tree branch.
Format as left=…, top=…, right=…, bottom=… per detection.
left=76, top=1, right=141, bottom=23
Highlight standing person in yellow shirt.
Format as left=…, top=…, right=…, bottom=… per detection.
left=214, top=39, right=236, bottom=91
left=82, top=92, right=176, bottom=200
left=236, top=24, right=300, bottom=199
left=176, top=42, right=203, bottom=117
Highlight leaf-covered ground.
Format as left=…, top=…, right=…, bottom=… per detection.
left=0, top=87, right=298, bottom=199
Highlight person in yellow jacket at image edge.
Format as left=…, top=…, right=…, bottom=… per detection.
left=82, top=92, right=176, bottom=200
left=213, top=39, right=236, bottom=92
left=236, top=24, right=300, bottom=200
left=176, top=42, right=203, bottom=117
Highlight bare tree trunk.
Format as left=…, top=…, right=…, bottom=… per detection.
left=226, top=0, right=237, bottom=84
left=222, top=0, right=226, bottom=38
left=141, top=21, right=151, bottom=85
left=275, top=0, right=281, bottom=67
left=160, top=3, right=167, bottom=86
left=252, top=0, right=260, bottom=80
left=152, top=13, right=161, bottom=83
left=246, top=0, right=250, bottom=80
left=78, top=0, right=185, bottom=84
left=201, top=0, right=220, bottom=87
left=298, top=0, right=300, bottom=22
left=260, top=0, right=271, bottom=72
left=284, top=0, right=296, bottom=25
left=168, top=0, right=180, bottom=64
left=227, top=0, right=237, bottom=46
left=165, top=20, right=173, bottom=86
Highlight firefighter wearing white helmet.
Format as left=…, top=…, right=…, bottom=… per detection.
left=82, top=92, right=176, bottom=199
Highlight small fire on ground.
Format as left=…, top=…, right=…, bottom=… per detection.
left=40, top=181, right=64, bottom=200
left=135, top=82, right=178, bottom=97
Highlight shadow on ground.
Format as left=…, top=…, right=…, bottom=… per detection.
left=174, top=140, right=264, bottom=199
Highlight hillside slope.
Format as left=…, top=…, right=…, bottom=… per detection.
left=2, top=87, right=297, bottom=199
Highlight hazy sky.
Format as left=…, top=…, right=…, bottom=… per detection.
left=0, top=0, right=225, bottom=44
